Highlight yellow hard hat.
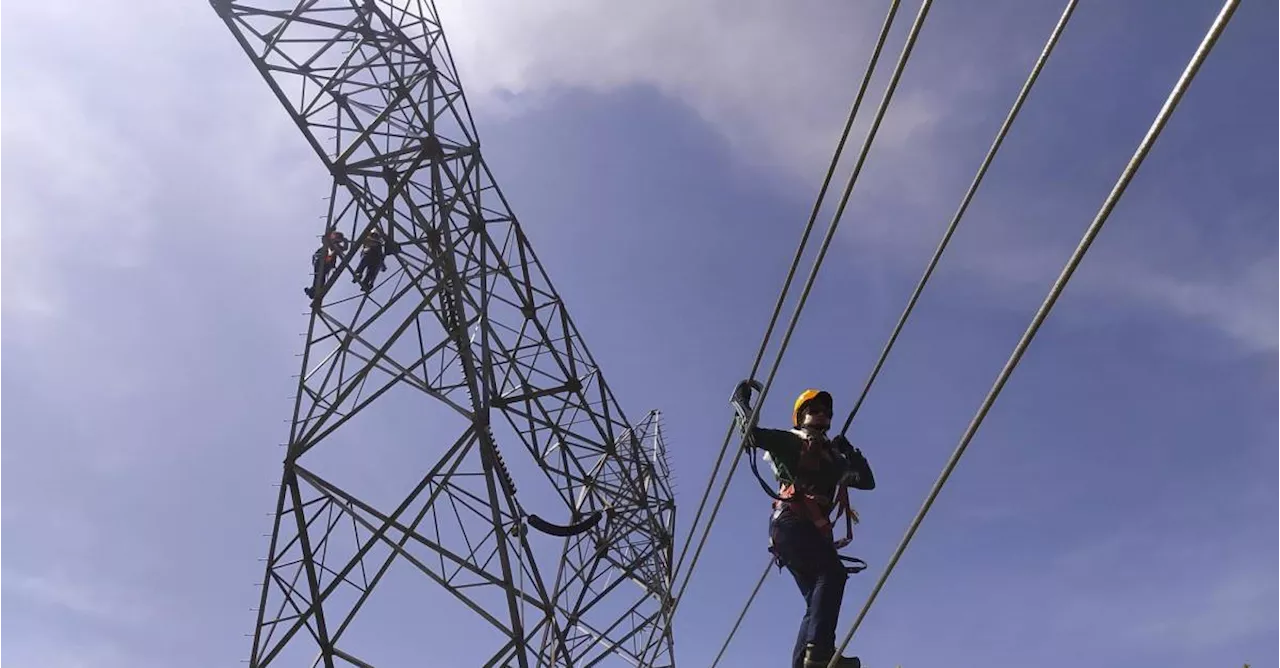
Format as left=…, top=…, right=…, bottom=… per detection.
left=793, top=389, right=833, bottom=427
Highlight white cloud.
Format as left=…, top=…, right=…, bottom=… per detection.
left=0, top=3, right=1272, bottom=667
left=1, top=0, right=177, bottom=325
left=1, top=0, right=321, bottom=326
left=1115, top=259, right=1278, bottom=353
left=5, top=1, right=1269, bottom=358
left=434, top=0, right=952, bottom=183
left=3, top=570, right=153, bottom=627
left=1047, top=528, right=1277, bottom=654
left=1, top=635, right=135, bottom=668
left=2, top=71, right=158, bottom=320
left=430, top=0, right=1276, bottom=354
left=1130, top=565, right=1277, bottom=650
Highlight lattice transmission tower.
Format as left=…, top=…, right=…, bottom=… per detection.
left=210, top=1, right=678, bottom=666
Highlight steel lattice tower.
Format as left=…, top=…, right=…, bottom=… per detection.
left=211, top=1, right=678, bottom=666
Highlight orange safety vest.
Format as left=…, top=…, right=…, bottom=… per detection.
left=772, top=430, right=858, bottom=548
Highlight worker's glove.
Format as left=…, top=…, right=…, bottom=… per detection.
left=831, top=434, right=858, bottom=457
left=832, top=436, right=868, bottom=486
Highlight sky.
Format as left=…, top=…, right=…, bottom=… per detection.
left=2, top=0, right=1276, bottom=667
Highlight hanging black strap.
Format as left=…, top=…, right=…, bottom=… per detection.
left=527, top=510, right=603, bottom=537
left=840, top=555, right=868, bottom=575
left=731, top=380, right=791, bottom=503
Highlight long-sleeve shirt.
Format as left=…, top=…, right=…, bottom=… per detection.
left=748, top=427, right=875, bottom=507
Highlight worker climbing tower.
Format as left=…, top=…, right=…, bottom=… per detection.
left=211, top=1, right=677, bottom=666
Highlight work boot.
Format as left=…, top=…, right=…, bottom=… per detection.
left=803, top=644, right=861, bottom=668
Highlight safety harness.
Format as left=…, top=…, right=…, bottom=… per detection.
left=732, top=380, right=866, bottom=575
left=768, top=429, right=859, bottom=549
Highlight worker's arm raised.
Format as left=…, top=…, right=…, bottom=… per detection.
left=745, top=427, right=796, bottom=458
left=833, top=435, right=875, bottom=491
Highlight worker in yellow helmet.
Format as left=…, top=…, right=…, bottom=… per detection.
left=740, top=386, right=875, bottom=668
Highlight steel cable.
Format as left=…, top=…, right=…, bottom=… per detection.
left=672, top=0, right=905, bottom=582
left=671, top=0, right=936, bottom=614
left=828, top=2, right=1240, bottom=663
left=705, top=2, right=1082, bottom=659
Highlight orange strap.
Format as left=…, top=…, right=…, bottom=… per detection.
left=832, top=486, right=856, bottom=549
left=774, top=483, right=854, bottom=546
left=775, top=436, right=860, bottom=547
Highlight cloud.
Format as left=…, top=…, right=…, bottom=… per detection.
left=1, top=0, right=177, bottom=327
left=1, top=4, right=1272, bottom=668
left=0, top=7, right=415, bottom=666
left=1, top=70, right=158, bottom=321
left=1130, top=565, right=1277, bottom=650
left=0, top=0, right=321, bottom=326
left=1, top=635, right=135, bottom=668
left=883, top=207, right=1279, bottom=355
left=1046, top=526, right=1277, bottom=654
left=3, top=570, right=153, bottom=628
left=0, top=0, right=328, bottom=489
left=1100, top=258, right=1277, bottom=353
left=433, top=0, right=955, bottom=183
left=430, top=0, right=1276, bottom=354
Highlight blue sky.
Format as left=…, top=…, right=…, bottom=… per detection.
left=2, top=1, right=1276, bottom=667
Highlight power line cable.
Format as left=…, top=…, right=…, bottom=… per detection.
left=707, top=559, right=772, bottom=668
left=672, top=0, right=904, bottom=582
left=705, top=1, right=1081, bottom=659
left=827, top=3, right=1240, bottom=663
left=671, top=0, right=937, bottom=614
left=838, top=0, right=1080, bottom=435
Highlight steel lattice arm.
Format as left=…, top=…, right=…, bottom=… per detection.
left=211, top=1, right=677, bottom=666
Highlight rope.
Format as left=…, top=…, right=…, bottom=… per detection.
left=839, top=0, right=1080, bottom=434
left=672, top=0, right=904, bottom=582
left=708, top=560, right=772, bottom=668
left=706, top=1, right=1082, bottom=659
left=670, top=0, right=934, bottom=614
left=828, top=2, right=1239, bottom=662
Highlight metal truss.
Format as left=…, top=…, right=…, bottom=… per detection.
left=210, top=1, right=678, bottom=665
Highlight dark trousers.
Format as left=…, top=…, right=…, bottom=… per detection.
left=354, top=248, right=384, bottom=291
left=770, top=506, right=847, bottom=668
left=306, top=254, right=331, bottom=298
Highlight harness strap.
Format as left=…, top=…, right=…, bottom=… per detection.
left=767, top=495, right=867, bottom=575
left=771, top=482, right=857, bottom=545
left=839, top=554, right=868, bottom=574
left=832, top=485, right=856, bottom=549
left=772, top=432, right=861, bottom=545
